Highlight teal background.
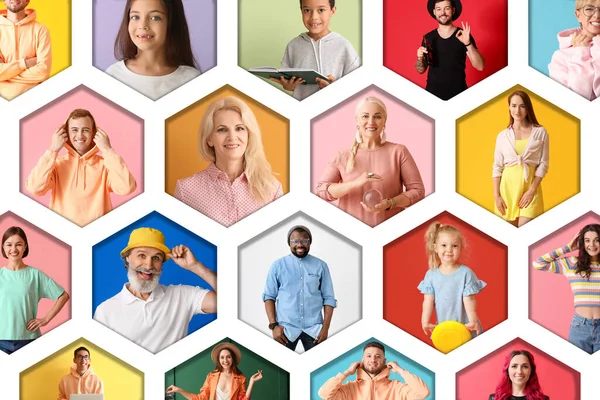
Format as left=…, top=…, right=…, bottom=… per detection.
left=238, top=0, right=362, bottom=94
left=165, top=339, right=289, bottom=399
left=529, top=0, right=580, bottom=76
left=310, top=338, right=435, bottom=399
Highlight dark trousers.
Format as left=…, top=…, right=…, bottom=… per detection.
left=285, top=331, right=318, bottom=352
left=0, top=339, right=35, bottom=354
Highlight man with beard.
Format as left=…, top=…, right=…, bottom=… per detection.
left=0, top=0, right=51, bottom=100
left=262, top=225, right=336, bottom=352
left=318, top=341, right=431, bottom=399
left=415, top=0, right=485, bottom=100
left=58, top=347, right=104, bottom=399
left=93, top=227, right=217, bottom=353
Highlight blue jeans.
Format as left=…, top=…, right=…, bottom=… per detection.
left=0, top=339, right=35, bottom=354
left=568, top=314, right=600, bottom=354
left=285, top=331, right=318, bottom=352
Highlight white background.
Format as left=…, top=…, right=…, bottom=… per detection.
left=0, top=0, right=598, bottom=399
left=238, top=213, right=362, bottom=354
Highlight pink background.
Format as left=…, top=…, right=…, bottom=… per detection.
left=457, top=339, right=580, bottom=399
left=310, top=86, right=435, bottom=202
left=0, top=212, right=71, bottom=335
left=529, top=212, right=599, bottom=341
left=19, top=86, right=144, bottom=218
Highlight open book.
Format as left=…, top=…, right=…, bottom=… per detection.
left=249, top=67, right=331, bottom=85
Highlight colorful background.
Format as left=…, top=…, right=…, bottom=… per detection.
left=456, top=85, right=580, bottom=222
left=310, top=338, right=435, bottom=399
left=383, top=0, right=508, bottom=98
left=456, top=338, right=580, bottom=399
left=238, top=213, right=361, bottom=354
left=383, top=211, right=508, bottom=351
left=91, top=211, right=217, bottom=352
left=0, top=211, right=71, bottom=336
left=92, top=0, right=216, bottom=74
left=165, top=338, right=289, bottom=400
left=0, top=0, right=71, bottom=78
left=529, top=212, right=599, bottom=343
left=310, top=85, right=435, bottom=218
left=165, top=85, right=290, bottom=209
left=19, top=85, right=144, bottom=226
left=238, top=0, right=362, bottom=95
left=529, top=0, right=582, bottom=82
left=20, top=338, right=143, bottom=400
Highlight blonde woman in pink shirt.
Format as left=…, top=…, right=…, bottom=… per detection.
left=315, top=96, right=425, bottom=227
left=492, top=91, right=549, bottom=227
left=174, top=96, right=283, bottom=227
left=548, top=0, right=600, bottom=100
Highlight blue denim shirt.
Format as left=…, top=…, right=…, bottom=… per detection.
left=262, top=253, right=337, bottom=341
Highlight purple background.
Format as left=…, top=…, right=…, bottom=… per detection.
left=92, top=0, right=216, bottom=73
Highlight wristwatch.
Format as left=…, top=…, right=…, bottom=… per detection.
left=268, top=322, right=279, bottom=330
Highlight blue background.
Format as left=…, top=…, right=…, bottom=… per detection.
left=92, top=211, right=217, bottom=337
left=310, top=338, right=435, bottom=399
left=529, top=0, right=581, bottom=76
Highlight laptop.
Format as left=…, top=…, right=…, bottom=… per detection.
left=70, top=395, right=104, bottom=400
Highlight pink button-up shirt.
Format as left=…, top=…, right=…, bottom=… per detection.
left=174, top=164, right=283, bottom=227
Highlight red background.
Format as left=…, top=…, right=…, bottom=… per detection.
left=456, top=338, right=580, bottom=399
left=383, top=212, right=508, bottom=351
left=383, top=0, right=508, bottom=93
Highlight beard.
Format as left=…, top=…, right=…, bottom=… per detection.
left=436, top=14, right=453, bottom=25
left=127, top=266, right=161, bottom=293
left=292, top=246, right=309, bottom=258
left=5, top=1, right=27, bottom=13
left=363, top=364, right=386, bottom=376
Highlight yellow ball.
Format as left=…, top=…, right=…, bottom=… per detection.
left=431, top=321, right=472, bottom=354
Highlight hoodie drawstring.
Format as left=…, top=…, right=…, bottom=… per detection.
left=310, top=39, right=323, bottom=73
left=71, top=157, right=88, bottom=190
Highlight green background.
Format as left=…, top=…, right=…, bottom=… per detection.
left=238, top=0, right=363, bottom=94
left=165, top=339, right=289, bottom=399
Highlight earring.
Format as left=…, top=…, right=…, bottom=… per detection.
left=355, top=130, right=363, bottom=143
left=380, top=128, right=387, bottom=144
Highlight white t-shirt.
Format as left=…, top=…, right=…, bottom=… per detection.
left=105, top=60, right=201, bottom=100
left=93, top=283, right=209, bottom=353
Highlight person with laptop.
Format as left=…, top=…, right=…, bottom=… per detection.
left=58, top=346, right=104, bottom=399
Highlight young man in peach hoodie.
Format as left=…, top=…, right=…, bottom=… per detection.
left=25, top=109, right=137, bottom=227
left=318, top=341, right=430, bottom=400
left=58, top=347, right=104, bottom=399
left=0, top=0, right=51, bottom=100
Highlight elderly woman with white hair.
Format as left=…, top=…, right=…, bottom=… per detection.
left=315, top=96, right=425, bottom=227
left=174, top=96, right=283, bottom=227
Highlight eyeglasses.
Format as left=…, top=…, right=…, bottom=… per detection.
left=580, top=5, right=600, bottom=17
left=75, top=355, right=90, bottom=360
left=290, top=239, right=310, bottom=245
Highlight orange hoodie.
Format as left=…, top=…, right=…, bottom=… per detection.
left=58, top=365, right=104, bottom=400
left=25, top=144, right=137, bottom=227
left=0, top=8, right=51, bottom=100
left=318, top=366, right=430, bottom=400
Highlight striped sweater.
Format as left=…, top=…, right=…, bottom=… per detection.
left=533, top=245, right=600, bottom=307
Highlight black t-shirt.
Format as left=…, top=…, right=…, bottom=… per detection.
left=488, top=395, right=550, bottom=400
left=421, top=27, right=477, bottom=100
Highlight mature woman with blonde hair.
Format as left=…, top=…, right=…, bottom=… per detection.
left=174, top=96, right=283, bottom=227
left=492, top=90, right=549, bottom=227
left=315, top=96, right=425, bottom=227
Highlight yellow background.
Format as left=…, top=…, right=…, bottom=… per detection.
left=20, top=339, right=143, bottom=400
left=456, top=85, right=580, bottom=220
left=165, top=85, right=290, bottom=195
left=0, top=0, right=71, bottom=77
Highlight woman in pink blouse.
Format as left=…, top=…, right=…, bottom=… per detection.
left=315, top=96, right=425, bottom=227
left=174, top=96, right=283, bottom=227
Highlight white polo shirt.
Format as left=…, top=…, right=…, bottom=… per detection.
left=93, top=283, right=209, bottom=353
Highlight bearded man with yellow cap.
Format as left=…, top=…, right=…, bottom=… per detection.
left=93, top=227, right=217, bottom=353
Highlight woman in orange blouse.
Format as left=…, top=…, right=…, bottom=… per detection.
left=166, top=342, right=263, bottom=400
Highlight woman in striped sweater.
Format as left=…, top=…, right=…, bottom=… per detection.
left=533, top=224, right=600, bottom=354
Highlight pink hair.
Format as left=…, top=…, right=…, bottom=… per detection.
left=493, top=350, right=546, bottom=400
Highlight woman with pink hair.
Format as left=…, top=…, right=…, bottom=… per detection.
left=489, top=350, right=548, bottom=400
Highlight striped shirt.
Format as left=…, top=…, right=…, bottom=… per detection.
left=533, top=245, right=600, bottom=308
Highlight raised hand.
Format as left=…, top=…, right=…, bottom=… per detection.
left=572, top=32, right=592, bottom=47
left=49, top=125, right=68, bottom=153
left=168, top=245, right=199, bottom=271
left=417, top=46, right=428, bottom=61
left=387, top=361, right=402, bottom=374
left=93, top=127, right=112, bottom=153
left=344, top=361, right=361, bottom=376
left=456, top=22, right=472, bottom=45
left=250, top=370, right=263, bottom=383
left=166, top=385, right=181, bottom=393
left=569, top=233, right=580, bottom=251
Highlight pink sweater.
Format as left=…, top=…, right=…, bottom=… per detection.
left=549, top=28, right=600, bottom=100
left=315, top=142, right=424, bottom=227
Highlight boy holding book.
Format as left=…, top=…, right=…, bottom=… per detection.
left=270, top=0, right=361, bottom=100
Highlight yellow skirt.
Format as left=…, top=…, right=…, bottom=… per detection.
left=495, top=164, right=543, bottom=221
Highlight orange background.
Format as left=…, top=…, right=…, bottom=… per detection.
left=165, top=86, right=290, bottom=195
left=383, top=212, right=508, bottom=351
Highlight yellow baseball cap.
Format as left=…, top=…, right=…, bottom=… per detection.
left=120, top=227, right=171, bottom=260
